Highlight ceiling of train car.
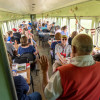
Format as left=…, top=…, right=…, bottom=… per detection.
left=0, top=0, right=90, bottom=14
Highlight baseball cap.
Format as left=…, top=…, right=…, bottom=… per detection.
left=61, top=35, right=67, bottom=39
left=12, top=28, right=17, bottom=31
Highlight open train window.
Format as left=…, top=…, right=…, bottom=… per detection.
left=80, top=19, right=92, bottom=35
left=61, top=18, right=67, bottom=27
left=8, top=22, right=12, bottom=30
left=98, top=33, right=100, bottom=47
left=2, top=22, right=8, bottom=35
left=70, top=19, right=76, bottom=34
left=97, top=21, right=100, bottom=47
left=57, top=18, right=61, bottom=26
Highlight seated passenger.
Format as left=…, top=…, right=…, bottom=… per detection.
left=41, top=23, right=47, bottom=31
left=55, top=25, right=61, bottom=34
left=28, top=24, right=32, bottom=30
left=55, top=35, right=71, bottom=60
left=7, top=31, right=13, bottom=42
left=4, top=36, right=17, bottom=58
left=50, top=22, right=55, bottom=33
left=13, top=38, right=19, bottom=51
left=28, top=21, right=32, bottom=26
left=18, top=36, right=38, bottom=58
left=45, top=21, right=50, bottom=30
left=14, top=75, right=42, bottom=100
left=21, top=21, right=26, bottom=28
left=51, top=32, right=61, bottom=50
left=37, top=23, right=41, bottom=32
left=12, top=28, right=21, bottom=43
left=68, top=31, right=78, bottom=45
left=39, top=34, right=100, bottom=100
left=7, top=54, right=42, bottom=100
left=61, top=26, right=69, bottom=37
left=18, top=25, right=22, bottom=33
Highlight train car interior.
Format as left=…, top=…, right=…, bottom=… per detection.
left=0, top=0, right=100, bottom=100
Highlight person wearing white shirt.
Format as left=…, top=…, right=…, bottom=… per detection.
left=39, top=34, right=100, bottom=100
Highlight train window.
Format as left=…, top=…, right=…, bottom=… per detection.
left=2, top=24, right=5, bottom=35
left=70, top=19, right=76, bottom=34
left=80, top=19, right=92, bottom=35
left=3, top=22, right=8, bottom=35
left=61, top=18, right=63, bottom=27
left=16, top=20, right=19, bottom=28
left=54, top=17, right=57, bottom=23
left=15, top=20, right=18, bottom=28
left=62, top=18, right=67, bottom=26
left=8, top=22, right=12, bottom=30
left=57, top=18, right=61, bottom=26
left=10, top=21, right=14, bottom=29
left=98, top=33, right=100, bottom=47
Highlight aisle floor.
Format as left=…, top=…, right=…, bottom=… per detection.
left=29, top=33, right=53, bottom=100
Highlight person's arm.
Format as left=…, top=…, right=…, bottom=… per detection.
left=20, top=76, right=29, bottom=93
left=55, top=44, right=59, bottom=54
left=31, top=45, right=39, bottom=55
left=10, top=43, right=17, bottom=56
left=14, top=75, right=29, bottom=94
left=38, top=56, right=63, bottom=100
left=66, top=45, right=72, bottom=57
left=38, top=56, right=49, bottom=89
left=55, top=44, right=61, bottom=60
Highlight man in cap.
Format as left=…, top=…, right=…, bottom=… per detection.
left=12, top=28, right=21, bottom=44
left=50, top=22, right=55, bottom=33
left=39, top=34, right=100, bottom=100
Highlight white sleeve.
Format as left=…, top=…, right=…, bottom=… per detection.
left=66, top=45, right=72, bottom=57
left=44, top=71, right=63, bottom=100
left=55, top=44, right=58, bottom=54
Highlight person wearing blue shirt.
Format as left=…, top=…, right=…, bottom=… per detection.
left=28, top=24, right=32, bottom=30
left=28, top=21, right=32, bottom=26
left=18, top=45, right=36, bottom=56
left=51, top=32, right=61, bottom=50
left=41, top=23, right=47, bottom=30
left=37, top=23, right=41, bottom=32
left=7, top=31, right=13, bottom=42
left=18, top=36, right=38, bottom=60
left=50, top=32, right=62, bottom=58
left=7, top=36, right=11, bottom=41
left=14, top=75, right=42, bottom=100
left=45, top=24, right=47, bottom=27
left=61, top=26, right=69, bottom=37
left=51, top=41, right=61, bottom=50
left=7, top=53, right=42, bottom=100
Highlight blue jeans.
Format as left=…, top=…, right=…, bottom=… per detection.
left=28, top=92, right=42, bottom=100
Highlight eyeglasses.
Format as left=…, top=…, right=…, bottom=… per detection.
left=62, top=39, right=67, bottom=41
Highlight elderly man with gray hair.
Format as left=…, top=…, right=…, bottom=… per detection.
left=39, top=34, right=100, bottom=100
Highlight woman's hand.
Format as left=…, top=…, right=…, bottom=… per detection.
left=38, top=55, right=49, bottom=72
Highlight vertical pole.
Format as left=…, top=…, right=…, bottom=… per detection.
left=0, top=27, right=17, bottom=100
left=67, top=17, right=70, bottom=34
left=95, top=17, right=99, bottom=46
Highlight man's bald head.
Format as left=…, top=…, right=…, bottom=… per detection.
left=72, top=34, right=93, bottom=54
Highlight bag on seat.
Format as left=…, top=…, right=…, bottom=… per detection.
left=21, top=53, right=36, bottom=62
left=14, top=56, right=29, bottom=64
